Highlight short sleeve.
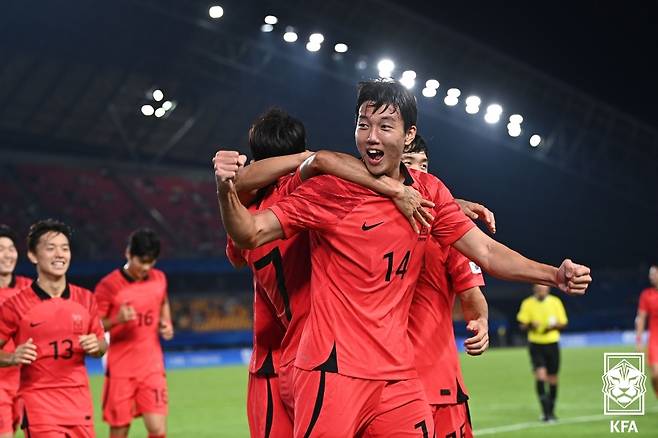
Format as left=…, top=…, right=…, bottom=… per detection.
left=429, top=181, right=475, bottom=247
left=276, top=169, right=304, bottom=197
left=87, top=295, right=105, bottom=339
left=446, top=247, right=485, bottom=294
left=94, top=279, right=114, bottom=319
left=638, top=290, right=649, bottom=314
left=0, top=299, right=19, bottom=343
left=269, top=175, right=363, bottom=239
left=226, top=237, right=246, bottom=267
left=517, top=299, right=530, bottom=324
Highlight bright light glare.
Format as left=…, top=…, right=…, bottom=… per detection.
left=399, top=76, right=415, bottom=89
left=422, top=87, right=437, bottom=98
left=334, top=43, right=348, bottom=53
left=378, top=70, right=393, bottom=79
left=356, top=60, right=367, bottom=70
left=486, top=104, right=503, bottom=115
left=208, top=6, right=224, bottom=19
left=530, top=134, right=542, bottom=147
left=484, top=113, right=501, bottom=124
left=154, top=107, right=166, bottom=118
left=306, top=41, right=321, bottom=52
left=425, top=79, right=439, bottom=89
left=509, top=114, right=523, bottom=124
left=261, top=24, right=274, bottom=32
left=465, top=96, right=481, bottom=106
left=447, top=88, right=461, bottom=97
left=444, top=95, right=459, bottom=106
left=264, top=15, right=278, bottom=25
left=309, top=33, right=324, bottom=44
left=402, top=70, right=416, bottom=79
left=141, top=105, right=154, bottom=116
left=283, top=31, right=298, bottom=42
left=152, top=89, right=164, bottom=102
left=162, top=101, right=173, bottom=111
left=377, top=59, right=395, bottom=75
left=507, top=123, right=522, bottom=137
left=465, top=105, right=479, bottom=115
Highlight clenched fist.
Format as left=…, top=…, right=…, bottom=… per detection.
left=213, top=150, right=247, bottom=185
left=556, top=259, right=592, bottom=295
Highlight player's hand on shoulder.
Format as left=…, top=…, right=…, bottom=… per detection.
left=213, top=150, right=247, bottom=186
left=454, top=199, right=496, bottom=234
left=556, top=259, right=592, bottom=296
left=79, top=334, right=101, bottom=356
left=393, top=185, right=435, bottom=234
left=12, top=337, right=37, bottom=365
left=464, top=318, right=489, bottom=356
left=159, top=320, right=174, bottom=341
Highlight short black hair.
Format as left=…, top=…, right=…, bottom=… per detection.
left=0, top=224, right=18, bottom=247
left=248, top=108, right=306, bottom=161
left=355, top=79, right=417, bottom=131
left=27, top=219, right=72, bottom=253
left=404, top=133, right=429, bottom=158
left=128, top=228, right=161, bottom=259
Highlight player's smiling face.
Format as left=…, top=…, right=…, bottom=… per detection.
left=0, top=236, right=18, bottom=275
left=650, top=266, right=658, bottom=288
left=28, top=232, right=71, bottom=278
left=355, top=102, right=416, bottom=177
left=402, top=152, right=428, bottom=173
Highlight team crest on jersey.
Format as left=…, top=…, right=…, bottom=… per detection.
left=72, top=314, right=84, bottom=334
left=469, top=261, right=482, bottom=274
left=418, top=226, right=429, bottom=241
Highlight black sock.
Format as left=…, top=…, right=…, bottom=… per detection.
left=536, top=380, right=546, bottom=397
left=536, top=380, right=549, bottom=417
left=549, top=383, right=558, bottom=415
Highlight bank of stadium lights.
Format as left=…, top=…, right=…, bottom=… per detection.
left=141, top=89, right=176, bottom=118
left=444, top=88, right=460, bottom=106
left=529, top=134, right=542, bottom=147
left=283, top=27, right=298, bottom=43
left=422, top=79, right=439, bottom=98
left=377, top=59, right=395, bottom=79
left=208, top=5, right=224, bottom=19
left=507, top=114, right=523, bottom=137
left=334, top=43, right=348, bottom=53
left=399, top=70, right=416, bottom=89
left=465, top=96, right=481, bottom=114
left=306, top=33, right=324, bottom=52
left=484, top=104, right=503, bottom=124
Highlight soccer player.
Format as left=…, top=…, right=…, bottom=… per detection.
left=517, top=284, right=568, bottom=422
left=0, top=219, right=106, bottom=438
left=0, top=225, right=31, bottom=438
left=94, top=228, right=173, bottom=438
left=404, top=135, right=490, bottom=438
left=635, top=263, right=658, bottom=398
left=216, top=80, right=591, bottom=437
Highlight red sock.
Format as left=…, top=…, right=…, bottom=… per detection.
left=148, top=435, right=165, bottom=438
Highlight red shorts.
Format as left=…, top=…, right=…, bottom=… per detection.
left=247, top=373, right=293, bottom=438
left=293, top=367, right=434, bottom=438
left=648, top=340, right=658, bottom=365
left=22, top=424, right=95, bottom=438
left=432, top=403, right=472, bottom=438
left=278, top=361, right=295, bottom=419
left=102, top=372, right=168, bottom=426
left=0, top=388, right=20, bottom=434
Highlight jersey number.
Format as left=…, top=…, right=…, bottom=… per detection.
left=254, top=247, right=292, bottom=321
left=414, top=420, right=429, bottom=438
left=137, top=310, right=154, bottom=327
left=50, top=339, right=74, bottom=360
left=383, top=250, right=411, bottom=281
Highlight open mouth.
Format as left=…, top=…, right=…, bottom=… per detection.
left=365, top=148, right=385, bottom=164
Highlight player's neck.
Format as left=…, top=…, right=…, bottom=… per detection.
left=0, top=272, right=12, bottom=288
left=36, top=274, right=67, bottom=297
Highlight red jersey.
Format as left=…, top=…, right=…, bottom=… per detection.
left=95, top=268, right=168, bottom=378
left=0, top=282, right=103, bottom=425
left=409, top=240, right=484, bottom=405
left=0, top=275, right=31, bottom=391
left=227, top=170, right=311, bottom=374
left=639, top=287, right=658, bottom=337
left=269, top=166, right=474, bottom=380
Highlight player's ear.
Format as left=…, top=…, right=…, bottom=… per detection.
left=27, top=250, right=38, bottom=265
left=124, top=247, right=131, bottom=262
left=404, top=125, right=417, bottom=146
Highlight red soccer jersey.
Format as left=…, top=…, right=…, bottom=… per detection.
left=227, top=170, right=312, bottom=374
left=94, top=268, right=168, bottom=378
left=0, top=282, right=103, bottom=425
left=639, top=288, right=658, bottom=338
left=409, top=240, right=485, bottom=405
left=0, top=275, right=31, bottom=391
left=269, top=166, right=474, bottom=380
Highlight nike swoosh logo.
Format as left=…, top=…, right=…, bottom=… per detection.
left=361, top=221, right=384, bottom=231
left=30, top=322, right=44, bottom=327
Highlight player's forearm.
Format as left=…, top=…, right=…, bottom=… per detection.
left=303, top=151, right=402, bottom=198
left=101, top=317, right=114, bottom=331
left=0, top=351, right=17, bottom=367
left=88, top=338, right=107, bottom=358
left=635, top=314, right=646, bottom=341
left=235, top=151, right=311, bottom=195
left=459, top=287, right=489, bottom=323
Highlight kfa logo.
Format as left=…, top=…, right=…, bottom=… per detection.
left=72, top=314, right=84, bottom=334
left=609, top=420, right=638, bottom=433
left=602, top=353, right=646, bottom=416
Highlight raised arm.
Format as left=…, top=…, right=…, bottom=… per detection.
left=233, top=151, right=312, bottom=199
left=452, top=227, right=591, bottom=295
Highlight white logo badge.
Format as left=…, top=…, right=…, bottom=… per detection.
left=602, top=353, right=646, bottom=416
left=469, top=261, right=482, bottom=275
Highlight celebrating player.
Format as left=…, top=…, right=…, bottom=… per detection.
left=95, top=228, right=173, bottom=438
left=0, top=219, right=106, bottom=437
left=635, top=263, right=658, bottom=398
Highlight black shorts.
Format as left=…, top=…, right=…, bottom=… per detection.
left=529, top=342, right=560, bottom=375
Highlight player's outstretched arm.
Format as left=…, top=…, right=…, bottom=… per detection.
left=232, top=151, right=313, bottom=200
left=635, top=311, right=647, bottom=351
left=214, top=151, right=285, bottom=249
left=0, top=338, right=37, bottom=366
left=452, top=227, right=592, bottom=295
left=301, top=151, right=435, bottom=233
left=460, top=287, right=489, bottom=356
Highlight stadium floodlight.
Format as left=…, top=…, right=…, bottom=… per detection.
left=422, top=87, right=437, bottom=98
left=334, top=43, right=348, bottom=53
left=154, top=107, right=166, bottom=118
left=283, top=31, right=298, bottom=43
left=264, top=15, right=278, bottom=25
left=378, top=70, right=392, bottom=79
left=447, top=88, right=461, bottom=97
left=444, top=95, right=459, bottom=106
left=399, top=76, right=415, bottom=90
left=261, top=24, right=274, bottom=32
left=141, top=104, right=154, bottom=116
left=402, top=70, right=416, bottom=80
left=465, top=95, right=481, bottom=106
left=507, top=123, right=522, bottom=137
left=309, top=33, right=324, bottom=44
left=465, top=105, right=479, bottom=115
left=530, top=134, right=542, bottom=147
left=509, top=114, right=523, bottom=124
left=208, top=5, right=224, bottom=19
left=162, top=101, right=173, bottom=111
left=377, top=59, right=395, bottom=76
left=425, top=79, right=439, bottom=89
left=306, top=41, right=321, bottom=52
left=152, top=89, right=164, bottom=102
left=486, top=104, right=503, bottom=115
left=484, top=112, right=501, bottom=124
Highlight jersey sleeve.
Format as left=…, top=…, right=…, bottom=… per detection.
left=446, top=247, right=485, bottom=294
left=638, top=290, right=649, bottom=314
left=555, top=297, right=568, bottom=325
left=93, top=279, right=114, bottom=319
left=429, top=181, right=475, bottom=247
left=226, top=237, right=247, bottom=267
left=516, top=299, right=531, bottom=324
left=87, top=295, right=105, bottom=339
left=277, top=168, right=304, bottom=196
left=0, top=299, right=19, bottom=343
left=268, top=175, right=363, bottom=239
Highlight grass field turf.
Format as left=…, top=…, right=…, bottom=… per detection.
left=18, top=345, right=658, bottom=437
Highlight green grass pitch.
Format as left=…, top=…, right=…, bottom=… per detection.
left=17, top=346, right=658, bottom=437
